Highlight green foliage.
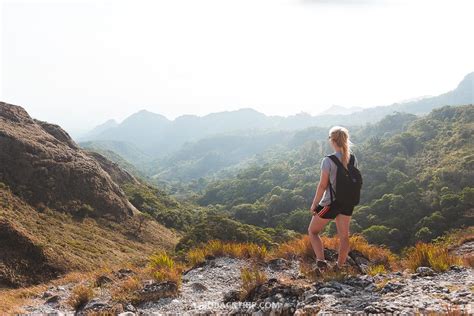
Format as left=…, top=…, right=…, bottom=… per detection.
left=362, top=225, right=392, bottom=246
left=175, top=210, right=283, bottom=252
left=123, top=183, right=196, bottom=231
left=69, top=203, right=95, bottom=219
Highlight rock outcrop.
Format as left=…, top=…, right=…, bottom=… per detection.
left=0, top=102, right=137, bottom=218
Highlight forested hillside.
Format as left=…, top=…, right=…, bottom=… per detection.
left=196, top=105, right=474, bottom=250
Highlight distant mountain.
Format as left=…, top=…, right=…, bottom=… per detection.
left=81, top=72, right=473, bottom=160
left=319, top=105, right=363, bottom=115
left=396, top=95, right=432, bottom=103
left=82, top=119, right=118, bottom=138
left=81, top=108, right=282, bottom=158
left=79, top=140, right=151, bottom=165
left=150, top=130, right=302, bottom=182
left=394, top=72, right=473, bottom=114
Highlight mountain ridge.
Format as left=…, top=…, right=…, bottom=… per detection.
left=81, top=71, right=473, bottom=159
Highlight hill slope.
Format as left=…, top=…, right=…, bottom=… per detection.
left=0, top=102, right=180, bottom=287
left=0, top=186, right=179, bottom=288
left=0, top=102, right=137, bottom=218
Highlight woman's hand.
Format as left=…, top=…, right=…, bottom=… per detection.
left=310, top=170, right=329, bottom=216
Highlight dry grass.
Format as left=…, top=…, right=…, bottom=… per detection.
left=0, top=187, right=179, bottom=312
left=0, top=271, right=98, bottom=314
left=438, top=227, right=474, bottom=268
left=0, top=188, right=179, bottom=276
left=147, top=251, right=184, bottom=285
left=299, top=260, right=359, bottom=282
left=321, top=266, right=359, bottom=282
left=0, top=285, right=47, bottom=314
left=110, top=276, right=142, bottom=304
left=347, top=235, right=397, bottom=268
left=240, top=265, right=268, bottom=300
left=273, top=234, right=397, bottom=269
left=367, top=264, right=387, bottom=276
left=272, top=235, right=314, bottom=261
left=67, top=283, right=94, bottom=310
left=436, top=227, right=474, bottom=248
left=434, top=303, right=472, bottom=316
left=462, top=255, right=474, bottom=268
left=185, top=240, right=268, bottom=266
left=403, top=242, right=463, bottom=272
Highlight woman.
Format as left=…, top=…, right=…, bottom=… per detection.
left=308, top=126, right=358, bottom=272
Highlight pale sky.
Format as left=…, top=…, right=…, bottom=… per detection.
left=1, top=0, right=473, bottom=135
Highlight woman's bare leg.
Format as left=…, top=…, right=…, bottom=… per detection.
left=335, top=214, right=351, bottom=266
left=308, top=214, right=331, bottom=260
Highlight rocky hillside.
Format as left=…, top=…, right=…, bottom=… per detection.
left=0, top=102, right=180, bottom=289
left=0, top=102, right=137, bottom=218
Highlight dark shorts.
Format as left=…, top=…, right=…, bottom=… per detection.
left=315, top=204, right=354, bottom=219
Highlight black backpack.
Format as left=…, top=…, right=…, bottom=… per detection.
left=327, top=154, right=362, bottom=209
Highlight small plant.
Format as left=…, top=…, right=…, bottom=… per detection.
left=242, top=243, right=267, bottom=261
left=67, top=283, right=94, bottom=310
left=272, top=235, right=314, bottom=260
left=404, top=242, right=462, bottom=272
left=110, top=276, right=141, bottom=304
left=206, top=240, right=226, bottom=256
left=72, top=203, right=95, bottom=219
left=148, top=251, right=183, bottom=285
left=186, top=248, right=206, bottom=266
left=240, top=266, right=267, bottom=300
left=367, top=264, right=387, bottom=276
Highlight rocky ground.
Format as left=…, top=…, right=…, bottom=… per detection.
left=21, top=254, right=473, bottom=315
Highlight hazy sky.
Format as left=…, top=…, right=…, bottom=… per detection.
left=1, top=0, right=473, bottom=135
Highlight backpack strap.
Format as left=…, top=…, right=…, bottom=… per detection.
left=349, top=154, right=355, bottom=166
left=328, top=154, right=354, bottom=170
left=328, top=181, right=335, bottom=203
left=325, top=155, right=338, bottom=203
left=327, top=154, right=344, bottom=169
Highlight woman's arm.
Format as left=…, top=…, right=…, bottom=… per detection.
left=310, top=170, right=330, bottom=214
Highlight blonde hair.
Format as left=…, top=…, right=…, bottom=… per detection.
left=329, top=126, right=352, bottom=168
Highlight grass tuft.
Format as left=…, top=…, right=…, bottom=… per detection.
left=148, top=251, right=183, bottom=285
left=404, top=242, right=462, bottom=272
left=67, top=283, right=94, bottom=310
left=367, top=264, right=387, bottom=276
left=185, top=240, right=268, bottom=266
left=240, top=266, right=267, bottom=300
left=110, top=276, right=141, bottom=304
